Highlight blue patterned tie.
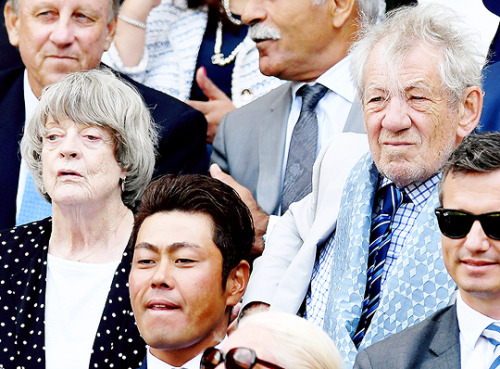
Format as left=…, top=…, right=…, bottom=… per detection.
left=280, top=84, right=328, bottom=214
left=16, top=171, right=52, bottom=225
left=483, top=322, right=500, bottom=369
left=352, top=183, right=403, bottom=347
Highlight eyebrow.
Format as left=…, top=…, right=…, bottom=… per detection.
left=134, top=241, right=202, bottom=252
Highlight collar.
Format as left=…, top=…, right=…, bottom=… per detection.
left=23, top=69, right=39, bottom=124
left=146, top=337, right=226, bottom=369
left=290, top=54, right=355, bottom=104
left=457, top=291, right=499, bottom=350
left=378, top=172, right=441, bottom=211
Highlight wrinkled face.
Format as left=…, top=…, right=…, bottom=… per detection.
left=440, top=170, right=500, bottom=314
left=242, top=0, right=334, bottom=81
left=5, top=0, right=115, bottom=97
left=214, top=324, right=280, bottom=369
left=130, top=211, right=234, bottom=365
left=362, top=42, right=461, bottom=187
left=41, top=116, right=124, bottom=206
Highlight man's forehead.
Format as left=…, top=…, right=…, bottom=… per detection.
left=19, top=0, right=112, bottom=12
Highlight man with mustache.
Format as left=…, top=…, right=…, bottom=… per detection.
left=242, top=4, right=484, bottom=368
left=129, top=175, right=252, bottom=369
left=0, top=0, right=208, bottom=229
left=355, top=132, right=500, bottom=369
left=210, top=0, right=384, bottom=254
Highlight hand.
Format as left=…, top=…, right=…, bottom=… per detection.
left=210, top=164, right=269, bottom=256
left=186, top=67, right=236, bottom=143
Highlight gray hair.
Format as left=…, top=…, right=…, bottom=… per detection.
left=6, top=0, right=120, bottom=21
left=237, top=312, right=343, bottom=369
left=20, top=68, right=158, bottom=208
left=350, top=3, right=484, bottom=107
left=439, top=132, right=500, bottom=203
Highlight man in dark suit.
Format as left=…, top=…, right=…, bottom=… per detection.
left=355, top=132, right=500, bottom=369
left=0, top=0, right=208, bottom=229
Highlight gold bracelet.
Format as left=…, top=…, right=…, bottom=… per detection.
left=118, top=14, right=147, bottom=30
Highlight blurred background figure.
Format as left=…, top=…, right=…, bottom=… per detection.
left=102, top=0, right=283, bottom=142
left=202, top=311, right=344, bottom=369
left=0, top=69, right=157, bottom=369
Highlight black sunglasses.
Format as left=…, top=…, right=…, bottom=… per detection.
left=201, top=347, right=286, bottom=369
left=434, top=207, right=500, bottom=240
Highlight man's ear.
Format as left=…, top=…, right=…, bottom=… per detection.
left=225, top=260, right=250, bottom=307
left=456, top=86, right=483, bottom=141
left=4, top=2, right=20, bottom=47
left=104, top=17, right=117, bottom=51
left=328, top=0, right=356, bottom=29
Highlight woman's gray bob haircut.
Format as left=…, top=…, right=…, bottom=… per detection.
left=21, top=68, right=158, bottom=208
left=350, top=3, right=484, bottom=106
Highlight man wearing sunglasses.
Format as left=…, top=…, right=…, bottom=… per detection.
left=242, top=4, right=485, bottom=368
left=354, top=132, right=500, bottom=369
left=128, top=174, right=253, bottom=369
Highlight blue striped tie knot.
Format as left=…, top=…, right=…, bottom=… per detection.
left=483, top=322, right=500, bottom=369
left=352, top=183, right=403, bottom=347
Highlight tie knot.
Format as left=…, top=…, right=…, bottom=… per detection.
left=299, top=83, right=329, bottom=112
left=483, top=322, right=500, bottom=347
left=380, top=184, right=403, bottom=218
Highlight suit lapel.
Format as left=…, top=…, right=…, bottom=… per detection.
left=0, top=68, right=26, bottom=229
left=342, top=99, right=365, bottom=134
left=426, top=305, right=461, bottom=369
left=256, top=83, right=292, bottom=215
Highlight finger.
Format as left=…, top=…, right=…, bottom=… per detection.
left=185, top=99, right=208, bottom=114
left=195, top=67, right=229, bottom=101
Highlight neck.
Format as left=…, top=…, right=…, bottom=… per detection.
left=461, top=289, right=500, bottom=320
left=151, top=314, right=228, bottom=367
left=49, top=198, right=133, bottom=263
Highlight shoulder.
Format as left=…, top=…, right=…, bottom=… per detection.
left=358, top=305, right=456, bottom=365
left=0, top=66, right=24, bottom=101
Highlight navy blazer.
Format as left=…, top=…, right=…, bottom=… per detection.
left=0, top=66, right=208, bottom=230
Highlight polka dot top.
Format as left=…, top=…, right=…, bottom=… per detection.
left=0, top=217, right=146, bottom=369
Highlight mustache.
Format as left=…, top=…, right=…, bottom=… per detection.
left=248, top=23, right=281, bottom=42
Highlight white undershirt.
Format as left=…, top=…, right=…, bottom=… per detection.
left=45, top=254, right=120, bottom=369
left=16, top=70, right=39, bottom=219
left=457, top=291, right=500, bottom=369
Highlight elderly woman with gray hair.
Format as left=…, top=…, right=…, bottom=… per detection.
left=0, top=69, right=157, bottom=369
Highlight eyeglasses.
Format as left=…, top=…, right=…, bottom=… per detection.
left=434, top=207, right=500, bottom=240
left=201, top=347, right=286, bottom=369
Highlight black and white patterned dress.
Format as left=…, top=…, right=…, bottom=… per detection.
left=0, top=217, right=146, bottom=369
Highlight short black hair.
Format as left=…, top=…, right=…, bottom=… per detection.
left=439, top=132, right=500, bottom=203
left=131, top=174, right=254, bottom=285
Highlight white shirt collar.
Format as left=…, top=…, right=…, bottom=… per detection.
left=146, top=337, right=226, bottom=369
left=23, top=69, right=39, bottom=123
left=290, top=54, right=355, bottom=104
left=457, top=290, right=498, bottom=349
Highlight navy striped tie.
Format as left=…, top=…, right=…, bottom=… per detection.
left=353, top=183, right=403, bottom=347
left=280, top=84, right=328, bottom=214
left=483, top=322, right=500, bottom=369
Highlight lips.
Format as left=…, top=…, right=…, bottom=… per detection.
left=146, top=299, right=179, bottom=310
left=57, top=170, right=82, bottom=177
left=461, top=259, right=496, bottom=267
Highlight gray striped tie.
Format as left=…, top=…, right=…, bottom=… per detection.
left=281, top=83, right=328, bottom=214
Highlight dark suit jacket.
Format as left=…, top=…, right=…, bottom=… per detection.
left=0, top=66, right=208, bottom=230
left=354, top=305, right=460, bottom=369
